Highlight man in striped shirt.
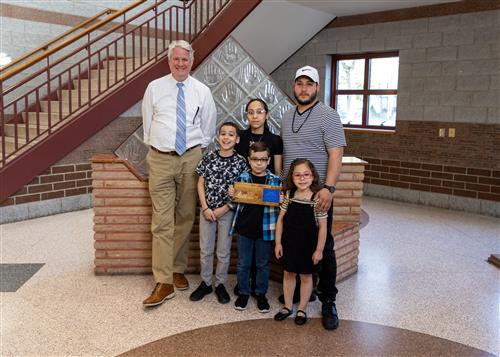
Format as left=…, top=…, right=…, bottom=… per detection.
left=280, top=65, right=346, bottom=330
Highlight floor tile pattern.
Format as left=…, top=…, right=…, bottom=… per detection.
left=0, top=263, right=44, bottom=292
left=1, top=197, right=498, bottom=356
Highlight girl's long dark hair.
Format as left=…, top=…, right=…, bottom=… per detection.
left=283, top=158, right=321, bottom=193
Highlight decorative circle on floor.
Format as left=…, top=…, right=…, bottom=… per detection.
left=118, top=319, right=494, bottom=357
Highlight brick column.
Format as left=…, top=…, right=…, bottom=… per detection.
left=92, top=154, right=366, bottom=282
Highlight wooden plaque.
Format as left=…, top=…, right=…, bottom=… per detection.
left=233, top=182, right=282, bottom=206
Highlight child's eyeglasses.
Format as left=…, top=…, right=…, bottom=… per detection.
left=293, top=172, right=312, bottom=179
left=246, top=109, right=266, bottom=115
left=249, top=157, right=269, bottom=163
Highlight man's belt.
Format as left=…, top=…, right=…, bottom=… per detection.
left=150, top=145, right=200, bottom=156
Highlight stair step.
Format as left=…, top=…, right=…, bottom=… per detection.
left=58, top=89, right=98, bottom=103
left=102, top=57, right=149, bottom=69
left=89, top=69, right=126, bottom=82
left=4, top=123, right=49, bottom=138
left=22, top=112, right=64, bottom=126
left=73, top=78, right=118, bottom=91
left=1, top=136, right=27, bottom=152
left=40, top=100, right=78, bottom=113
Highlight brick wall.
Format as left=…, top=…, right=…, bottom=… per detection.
left=1, top=163, right=92, bottom=207
left=92, top=154, right=366, bottom=280
left=363, top=157, right=500, bottom=201
left=345, top=120, right=500, bottom=202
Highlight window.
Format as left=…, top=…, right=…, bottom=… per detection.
left=332, top=52, right=399, bottom=129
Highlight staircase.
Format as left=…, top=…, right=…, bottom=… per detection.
left=2, top=56, right=148, bottom=159
left=0, top=0, right=261, bottom=203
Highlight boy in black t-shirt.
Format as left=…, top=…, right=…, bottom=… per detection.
left=229, top=142, right=281, bottom=312
left=190, top=122, right=247, bottom=304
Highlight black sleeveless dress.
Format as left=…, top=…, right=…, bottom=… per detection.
left=281, top=192, right=320, bottom=274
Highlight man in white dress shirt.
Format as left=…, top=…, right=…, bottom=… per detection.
left=142, top=40, right=217, bottom=307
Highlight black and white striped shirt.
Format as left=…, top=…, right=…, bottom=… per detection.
left=280, top=101, right=346, bottom=185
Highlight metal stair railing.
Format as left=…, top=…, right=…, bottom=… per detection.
left=0, top=0, right=230, bottom=166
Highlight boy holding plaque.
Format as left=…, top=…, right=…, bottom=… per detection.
left=228, top=142, right=281, bottom=313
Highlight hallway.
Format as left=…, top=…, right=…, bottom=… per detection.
left=1, top=197, right=498, bottom=356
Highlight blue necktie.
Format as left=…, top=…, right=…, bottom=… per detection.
left=175, top=82, right=186, bottom=155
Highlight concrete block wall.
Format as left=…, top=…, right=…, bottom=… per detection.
left=0, top=17, right=70, bottom=60
left=271, top=7, right=500, bottom=216
left=272, top=10, right=499, bottom=125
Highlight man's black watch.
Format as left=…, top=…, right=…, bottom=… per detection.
left=324, top=184, right=336, bottom=193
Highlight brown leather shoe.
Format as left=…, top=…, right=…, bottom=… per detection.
left=142, top=283, right=175, bottom=307
left=173, top=273, right=189, bottom=290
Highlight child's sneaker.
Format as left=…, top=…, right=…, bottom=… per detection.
left=234, top=295, right=249, bottom=310
left=256, top=294, right=270, bottom=313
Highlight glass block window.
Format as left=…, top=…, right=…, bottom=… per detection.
left=114, top=36, right=294, bottom=176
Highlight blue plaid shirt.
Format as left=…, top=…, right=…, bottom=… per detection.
left=230, top=170, right=282, bottom=241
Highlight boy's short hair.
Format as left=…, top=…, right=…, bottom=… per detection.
left=218, top=121, right=240, bottom=136
left=248, top=141, right=270, bottom=156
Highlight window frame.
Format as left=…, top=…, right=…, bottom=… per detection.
left=331, top=51, right=399, bottom=130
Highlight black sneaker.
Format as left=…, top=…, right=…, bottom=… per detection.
left=189, top=281, right=213, bottom=302
left=256, top=294, right=270, bottom=313
left=215, top=284, right=230, bottom=304
left=321, top=301, right=340, bottom=330
left=234, top=294, right=249, bottom=310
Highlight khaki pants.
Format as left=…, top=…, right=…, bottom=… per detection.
left=147, top=146, right=202, bottom=284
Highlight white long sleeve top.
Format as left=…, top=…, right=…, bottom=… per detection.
left=142, top=74, right=217, bottom=150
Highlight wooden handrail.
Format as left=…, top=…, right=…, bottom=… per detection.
left=0, top=0, right=146, bottom=82
left=1, top=8, right=118, bottom=72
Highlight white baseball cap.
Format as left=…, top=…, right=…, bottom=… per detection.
left=295, top=65, right=319, bottom=83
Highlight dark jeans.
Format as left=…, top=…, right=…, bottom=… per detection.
left=237, top=235, right=272, bottom=295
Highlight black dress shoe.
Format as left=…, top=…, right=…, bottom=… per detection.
left=294, top=310, right=307, bottom=325
left=189, top=281, right=213, bottom=301
left=215, top=284, right=230, bottom=304
left=274, top=307, right=293, bottom=321
left=321, top=302, right=339, bottom=330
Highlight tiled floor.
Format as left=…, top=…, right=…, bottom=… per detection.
left=1, top=196, right=498, bottom=356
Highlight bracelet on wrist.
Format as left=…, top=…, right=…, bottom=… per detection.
left=202, top=207, right=209, bottom=212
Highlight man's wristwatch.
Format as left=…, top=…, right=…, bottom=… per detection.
left=323, top=184, right=336, bottom=193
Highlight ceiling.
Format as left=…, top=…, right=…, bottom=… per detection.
left=288, top=0, right=459, bottom=17
left=231, top=0, right=459, bottom=73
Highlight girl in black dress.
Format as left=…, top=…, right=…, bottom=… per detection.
left=274, top=159, right=327, bottom=325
